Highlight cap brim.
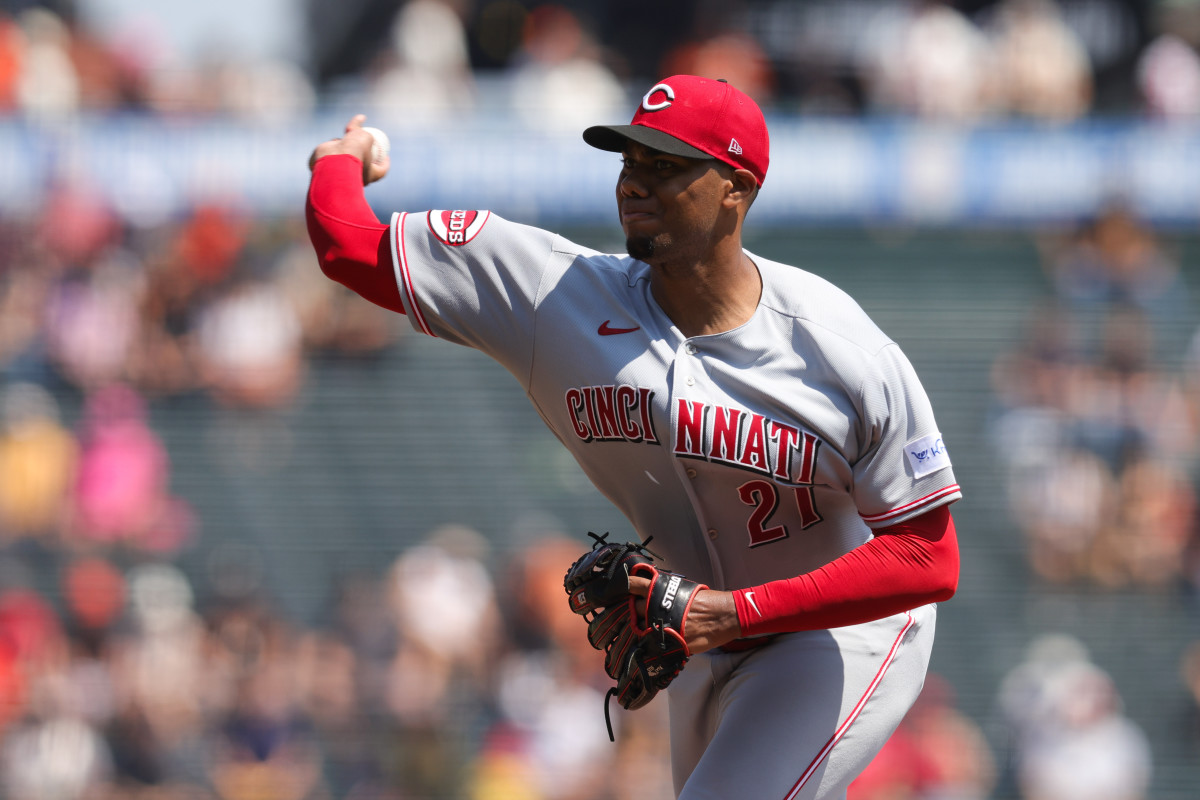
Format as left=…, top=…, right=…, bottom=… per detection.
left=583, top=124, right=711, bottom=160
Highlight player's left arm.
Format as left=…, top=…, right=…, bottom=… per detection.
left=730, top=504, right=958, bottom=638
left=629, top=504, right=959, bottom=652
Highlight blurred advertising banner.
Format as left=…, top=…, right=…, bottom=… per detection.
left=1, top=114, right=1198, bottom=226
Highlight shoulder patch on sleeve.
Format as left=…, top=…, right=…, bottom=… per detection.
left=428, top=210, right=490, bottom=246
left=905, top=433, right=951, bottom=479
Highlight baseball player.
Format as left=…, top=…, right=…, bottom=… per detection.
left=306, top=75, right=961, bottom=800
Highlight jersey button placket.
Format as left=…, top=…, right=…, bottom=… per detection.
left=671, top=338, right=724, bottom=583
left=681, top=341, right=699, bottom=386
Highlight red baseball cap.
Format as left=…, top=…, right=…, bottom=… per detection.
left=584, top=75, right=769, bottom=186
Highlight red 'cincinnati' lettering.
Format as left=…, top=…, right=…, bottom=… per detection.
left=565, top=384, right=658, bottom=445
left=673, top=398, right=819, bottom=484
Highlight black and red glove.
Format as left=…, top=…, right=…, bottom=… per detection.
left=563, top=533, right=707, bottom=737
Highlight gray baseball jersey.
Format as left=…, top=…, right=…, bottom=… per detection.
left=389, top=208, right=960, bottom=798
left=390, top=209, right=960, bottom=588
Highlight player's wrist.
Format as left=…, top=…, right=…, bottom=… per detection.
left=690, top=588, right=741, bottom=652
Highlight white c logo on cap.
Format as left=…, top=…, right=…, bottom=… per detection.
left=641, top=83, right=674, bottom=112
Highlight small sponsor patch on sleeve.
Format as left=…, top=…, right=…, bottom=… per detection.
left=905, top=433, right=951, bottom=479
left=428, top=209, right=489, bottom=246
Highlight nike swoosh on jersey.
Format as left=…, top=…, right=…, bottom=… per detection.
left=598, top=321, right=641, bottom=336
left=745, top=590, right=763, bottom=617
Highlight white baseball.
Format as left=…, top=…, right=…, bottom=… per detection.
left=362, top=126, right=390, bottom=164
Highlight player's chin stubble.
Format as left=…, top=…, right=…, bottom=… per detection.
left=626, top=235, right=655, bottom=262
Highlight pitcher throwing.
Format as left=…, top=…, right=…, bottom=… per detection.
left=305, top=74, right=962, bottom=799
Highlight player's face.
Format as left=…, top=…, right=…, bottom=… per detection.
left=616, top=143, right=730, bottom=265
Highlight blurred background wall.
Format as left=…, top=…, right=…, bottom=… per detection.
left=0, top=1, right=1199, bottom=799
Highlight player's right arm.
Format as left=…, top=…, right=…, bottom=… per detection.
left=306, top=115, right=404, bottom=313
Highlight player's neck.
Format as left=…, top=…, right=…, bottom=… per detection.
left=651, top=251, right=762, bottom=338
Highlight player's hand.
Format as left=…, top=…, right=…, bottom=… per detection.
left=308, top=114, right=390, bottom=186
left=628, top=575, right=741, bottom=654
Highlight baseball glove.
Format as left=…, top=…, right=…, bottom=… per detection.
left=563, top=531, right=655, bottom=649
left=563, top=533, right=708, bottom=739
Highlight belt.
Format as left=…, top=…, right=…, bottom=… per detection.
left=716, top=635, right=777, bottom=653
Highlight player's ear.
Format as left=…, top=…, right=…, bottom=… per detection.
left=724, top=168, right=758, bottom=211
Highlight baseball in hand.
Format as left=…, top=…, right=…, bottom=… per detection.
left=361, top=126, right=390, bottom=164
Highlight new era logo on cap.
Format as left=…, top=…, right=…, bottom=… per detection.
left=583, top=75, right=770, bottom=186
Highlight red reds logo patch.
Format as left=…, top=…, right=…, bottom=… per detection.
left=428, top=209, right=489, bottom=246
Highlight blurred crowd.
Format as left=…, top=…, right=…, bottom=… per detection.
left=989, top=202, right=1199, bottom=591
left=984, top=202, right=1200, bottom=799
left=0, top=0, right=1199, bottom=122
left=0, top=495, right=679, bottom=799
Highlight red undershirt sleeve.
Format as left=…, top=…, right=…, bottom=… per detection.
left=733, top=505, right=959, bottom=636
left=305, top=154, right=404, bottom=313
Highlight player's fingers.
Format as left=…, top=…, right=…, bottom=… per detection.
left=345, top=114, right=367, bottom=134
left=365, top=153, right=390, bottom=185
left=628, top=575, right=651, bottom=597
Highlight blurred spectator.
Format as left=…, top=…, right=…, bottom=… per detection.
left=195, top=275, right=305, bottom=410
left=986, top=0, right=1093, bottom=122
left=38, top=181, right=124, bottom=271
left=0, top=587, right=60, bottom=735
left=1, top=716, right=113, bottom=799
left=0, top=251, right=54, bottom=383
left=45, top=252, right=144, bottom=391
left=218, top=58, right=316, bottom=124
left=660, top=33, right=776, bottom=104
left=1139, top=0, right=1200, bottom=118
left=1137, top=34, right=1200, bottom=119
left=0, top=382, right=76, bottom=540
left=115, top=565, right=208, bottom=766
left=1016, top=661, right=1151, bottom=800
left=1073, top=308, right=1192, bottom=471
left=490, top=652, right=618, bottom=800
left=995, top=634, right=1152, bottom=800
left=205, top=608, right=325, bottom=800
left=66, top=14, right=130, bottom=112
left=292, top=630, right=379, bottom=796
left=169, top=203, right=250, bottom=290
left=68, top=384, right=194, bottom=553
left=367, top=0, right=476, bottom=125
left=62, top=555, right=126, bottom=640
left=1046, top=204, right=1191, bottom=348
left=381, top=525, right=501, bottom=797
left=1096, top=452, right=1196, bottom=587
left=506, top=5, right=626, bottom=133
left=14, top=8, right=79, bottom=119
left=387, top=524, right=501, bottom=698
left=126, top=202, right=250, bottom=400
left=862, top=0, right=999, bottom=121
left=0, top=12, right=19, bottom=110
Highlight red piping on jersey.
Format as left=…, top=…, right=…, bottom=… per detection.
left=860, top=485, right=960, bottom=524
left=783, top=611, right=915, bottom=800
left=392, top=212, right=435, bottom=337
